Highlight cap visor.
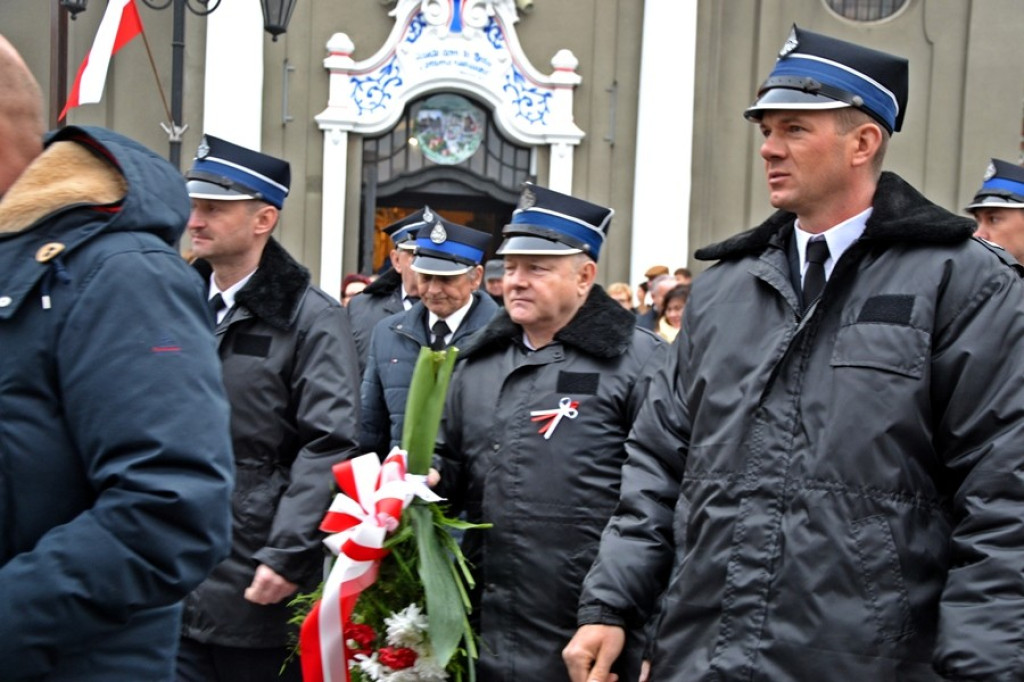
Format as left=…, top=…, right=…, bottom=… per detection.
left=744, top=88, right=850, bottom=120
left=496, top=235, right=583, bottom=256
left=966, top=196, right=1024, bottom=212
left=186, top=179, right=257, bottom=201
left=411, top=255, right=472, bottom=276
left=396, top=241, right=418, bottom=251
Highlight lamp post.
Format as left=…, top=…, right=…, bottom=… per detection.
left=59, top=0, right=298, bottom=168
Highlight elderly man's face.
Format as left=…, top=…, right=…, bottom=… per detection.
left=973, top=207, right=1024, bottom=265
left=416, top=268, right=480, bottom=319
left=503, top=254, right=593, bottom=337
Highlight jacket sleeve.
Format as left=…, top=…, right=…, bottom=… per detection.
left=930, top=262, right=1024, bottom=680
left=578, top=328, right=690, bottom=629
left=0, top=248, right=234, bottom=677
left=359, top=320, right=393, bottom=458
left=433, top=361, right=469, bottom=514
left=253, top=300, right=362, bottom=583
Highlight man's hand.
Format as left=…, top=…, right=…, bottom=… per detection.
left=563, top=624, right=625, bottom=682
left=244, top=564, right=298, bottom=605
left=427, top=467, right=440, bottom=488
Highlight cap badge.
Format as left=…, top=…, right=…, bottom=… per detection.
left=983, top=162, right=996, bottom=181
left=423, top=206, right=434, bottom=222
left=197, top=136, right=210, bottom=159
left=779, top=27, right=799, bottom=58
left=518, top=187, right=536, bottom=210
left=430, top=222, right=448, bottom=244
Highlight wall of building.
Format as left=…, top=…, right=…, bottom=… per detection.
left=689, top=0, right=1024, bottom=273
left=4, top=0, right=1020, bottom=289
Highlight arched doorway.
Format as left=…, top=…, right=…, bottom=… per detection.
left=360, top=93, right=532, bottom=273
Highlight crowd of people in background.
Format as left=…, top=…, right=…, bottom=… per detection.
left=3, top=20, right=1024, bottom=682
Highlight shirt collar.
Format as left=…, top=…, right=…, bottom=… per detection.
left=428, top=296, right=474, bottom=339
left=209, top=268, right=256, bottom=319
left=795, top=207, right=872, bottom=279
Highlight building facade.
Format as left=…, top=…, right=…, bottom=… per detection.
left=4, top=0, right=1021, bottom=296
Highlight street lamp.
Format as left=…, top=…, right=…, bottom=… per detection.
left=61, top=0, right=88, bottom=19
left=59, top=0, right=298, bottom=168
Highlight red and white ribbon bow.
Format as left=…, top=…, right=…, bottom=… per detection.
left=530, top=396, right=579, bottom=440
left=300, top=448, right=441, bottom=682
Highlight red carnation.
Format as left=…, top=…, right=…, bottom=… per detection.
left=379, top=646, right=418, bottom=670
left=344, top=622, right=376, bottom=649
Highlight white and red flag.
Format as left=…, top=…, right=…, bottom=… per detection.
left=60, top=0, right=144, bottom=120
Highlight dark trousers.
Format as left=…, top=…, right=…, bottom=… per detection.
left=176, top=636, right=302, bottom=682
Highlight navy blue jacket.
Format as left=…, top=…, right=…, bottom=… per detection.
left=360, top=291, right=498, bottom=456
left=0, top=127, right=233, bottom=681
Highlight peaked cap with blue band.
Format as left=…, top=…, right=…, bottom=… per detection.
left=966, top=158, right=1024, bottom=212
left=411, top=216, right=490, bottom=276
left=497, top=183, right=614, bottom=261
left=744, top=25, right=909, bottom=134
left=185, top=134, right=291, bottom=209
left=385, top=206, right=436, bottom=251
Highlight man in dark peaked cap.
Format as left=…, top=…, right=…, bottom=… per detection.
left=359, top=215, right=498, bottom=457
left=178, top=134, right=362, bottom=682
left=347, top=207, right=430, bottom=375
left=566, top=25, right=1024, bottom=682
left=433, top=183, right=666, bottom=681
left=966, top=158, right=1024, bottom=264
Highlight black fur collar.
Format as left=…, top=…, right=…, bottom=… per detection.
left=695, top=172, right=976, bottom=261
left=460, top=284, right=637, bottom=360
left=194, top=238, right=310, bottom=330
left=362, top=268, right=401, bottom=297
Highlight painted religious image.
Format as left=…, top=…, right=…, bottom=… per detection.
left=414, top=94, right=485, bottom=165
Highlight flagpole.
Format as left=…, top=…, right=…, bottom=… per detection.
left=137, top=20, right=174, bottom=133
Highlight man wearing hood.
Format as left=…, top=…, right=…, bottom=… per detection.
left=0, top=35, right=233, bottom=681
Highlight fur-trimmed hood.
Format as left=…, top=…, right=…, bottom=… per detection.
left=460, top=284, right=638, bottom=360
left=0, top=126, right=188, bottom=244
left=695, top=172, right=976, bottom=262
left=194, top=238, right=310, bottom=330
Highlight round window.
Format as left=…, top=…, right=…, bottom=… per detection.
left=413, top=94, right=485, bottom=165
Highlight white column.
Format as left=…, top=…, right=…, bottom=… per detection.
left=548, top=142, right=575, bottom=193
left=319, top=127, right=349, bottom=302
left=547, top=49, right=582, bottom=193
left=315, top=34, right=358, bottom=301
left=202, top=0, right=264, bottom=147
left=629, top=0, right=697, bottom=283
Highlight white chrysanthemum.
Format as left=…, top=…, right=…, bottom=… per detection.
left=384, top=604, right=429, bottom=647
left=355, top=652, right=385, bottom=681
left=381, top=669, right=420, bottom=682
left=411, top=655, right=449, bottom=681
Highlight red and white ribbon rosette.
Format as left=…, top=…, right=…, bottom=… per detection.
left=300, top=448, right=441, bottom=682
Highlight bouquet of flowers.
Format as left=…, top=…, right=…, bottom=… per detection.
left=295, top=348, right=488, bottom=682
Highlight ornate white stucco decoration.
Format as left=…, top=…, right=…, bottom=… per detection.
left=316, top=0, right=584, bottom=146
left=314, top=0, right=583, bottom=301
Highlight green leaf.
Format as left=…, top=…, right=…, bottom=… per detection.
left=410, top=503, right=465, bottom=666
left=401, top=347, right=459, bottom=474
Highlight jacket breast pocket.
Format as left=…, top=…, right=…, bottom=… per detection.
left=830, top=321, right=930, bottom=379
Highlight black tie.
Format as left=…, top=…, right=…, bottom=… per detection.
left=430, top=320, right=451, bottom=351
left=208, top=293, right=226, bottom=319
left=803, top=238, right=830, bottom=311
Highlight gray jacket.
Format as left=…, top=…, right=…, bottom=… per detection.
left=360, top=291, right=498, bottom=456
left=183, top=239, right=361, bottom=648
left=580, top=173, right=1024, bottom=681
left=346, top=268, right=404, bottom=376
left=437, top=286, right=666, bottom=681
